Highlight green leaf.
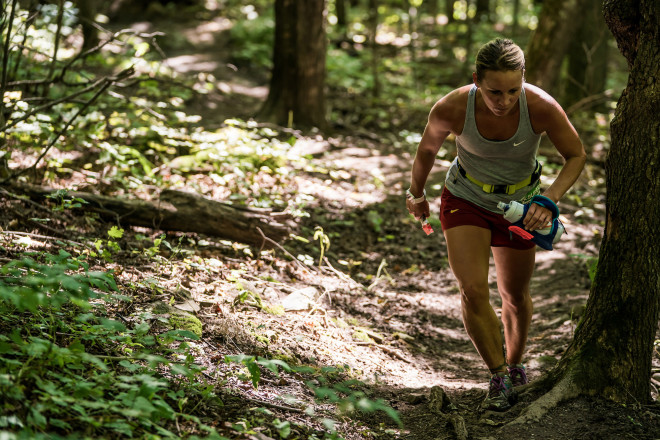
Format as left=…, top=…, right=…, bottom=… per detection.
left=356, top=397, right=402, bottom=427
left=119, top=360, right=143, bottom=372
left=108, top=226, right=124, bottom=239
left=106, top=420, right=134, bottom=436
left=99, top=318, right=126, bottom=332
left=274, top=419, right=291, bottom=438
left=256, top=357, right=292, bottom=375
left=170, top=363, right=194, bottom=378
left=134, top=322, right=151, bottom=336
left=310, top=386, right=339, bottom=402
left=291, top=365, right=315, bottom=374
left=225, top=354, right=255, bottom=365
left=28, top=407, right=47, bottom=428
left=246, top=361, right=261, bottom=389
left=133, top=396, right=157, bottom=416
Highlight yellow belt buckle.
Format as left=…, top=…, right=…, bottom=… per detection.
left=482, top=183, right=494, bottom=193
left=506, top=185, right=516, bottom=195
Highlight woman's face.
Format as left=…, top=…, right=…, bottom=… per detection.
left=473, top=69, right=524, bottom=117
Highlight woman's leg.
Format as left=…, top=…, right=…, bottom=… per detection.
left=443, top=225, right=506, bottom=371
left=491, top=246, right=536, bottom=365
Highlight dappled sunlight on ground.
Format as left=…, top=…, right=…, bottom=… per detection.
left=166, top=53, right=222, bottom=73
left=182, top=17, right=233, bottom=46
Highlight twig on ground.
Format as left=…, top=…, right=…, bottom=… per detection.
left=351, top=341, right=411, bottom=363
left=256, top=227, right=311, bottom=274
left=26, top=218, right=68, bottom=238
left=378, top=345, right=412, bottom=363
left=322, top=256, right=363, bottom=290
left=301, top=305, right=330, bottom=328
left=0, top=230, right=89, bottom=248
left=237, top=395, right=306, bottom=414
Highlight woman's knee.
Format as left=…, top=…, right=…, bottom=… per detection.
left=459, top=280, right=490, bottom=313
left=500, top=288, right=531, bottom=310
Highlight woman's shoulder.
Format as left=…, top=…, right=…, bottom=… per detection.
left=523, top=83, right=568, bottom=132
left=439, top=84, right=473, bottom=107
left=523, top=83, right=562, bottom=112
left=429, top=85, right=473, bottom=132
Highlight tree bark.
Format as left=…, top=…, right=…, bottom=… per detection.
left=258, top=0, right=328, bottom=130
left=524, top=0, right=584, bottom=95
left=576, top=0, right=660, bottom=402
left=12, top=184, right=293, bottom=247
left=511, top=0, right=660, bottom=425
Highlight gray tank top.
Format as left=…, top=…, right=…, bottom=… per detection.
left=444, top=84, right=542, bottom=212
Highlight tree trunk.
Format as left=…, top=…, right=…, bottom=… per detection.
left=563, top=0, right=609, bottom=106
left=426, top=0, right=439, bottom=22
left=461, top=13, right=475, bottom=82
left=445, top=0, right=455, bottom=23
left=475, top=0, right=491, bottom=22
left=524, top=0, right=584, bottom=96
left=511, top=0, right=521, bottom=34
left=77, top=0, right=100, bottom=51
left=335, top=0, right=347, bottom=28
left=367, top=0, right=380, bottom=97
left=258, top=0, right=328, bottom=130
left=12, top=184, right=293, bottom=247
left=571, top=0, right=660, bottom=402
left=510, top=0, right=660, bottom=425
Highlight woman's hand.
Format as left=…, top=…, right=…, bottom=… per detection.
left=523, top=203, right=552, bottom=231
left=406, top=198, right=430, bottom=221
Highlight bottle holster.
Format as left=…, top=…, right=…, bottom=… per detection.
left=507, top=195, right=564, bottom=250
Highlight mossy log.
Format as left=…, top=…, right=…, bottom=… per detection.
left=11, top=183, right=293, bottom=247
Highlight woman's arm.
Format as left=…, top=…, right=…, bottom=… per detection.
left=524, top=86, right=587, bottom=230
left=407, top=97, right=456, bottom=219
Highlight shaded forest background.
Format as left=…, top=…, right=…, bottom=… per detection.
left=1, top=1, right=658, bottom=440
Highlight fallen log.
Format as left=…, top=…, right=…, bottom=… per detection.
left=9, top=183, right=293, bottom=247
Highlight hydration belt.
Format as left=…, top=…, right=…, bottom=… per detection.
left=456, top=160, right=542, bottom=195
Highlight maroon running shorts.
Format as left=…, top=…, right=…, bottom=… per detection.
left=439, top=187, right=535, bottom=250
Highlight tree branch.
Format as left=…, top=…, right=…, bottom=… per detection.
left=46, top=0, right=65, bottom=82
left=1, top=66, right=135, bottom=184
left=0, top=66, right=133, bottom=135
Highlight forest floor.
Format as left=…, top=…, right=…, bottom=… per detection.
left=3, top=10, right=660, bottom=440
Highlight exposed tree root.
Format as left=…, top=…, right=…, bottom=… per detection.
left=508, top=374, right=581, bottom=425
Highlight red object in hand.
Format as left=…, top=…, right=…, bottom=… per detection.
left=421, top=218, right=434, bottom=235
left=509, top=225, right=533, bottom=240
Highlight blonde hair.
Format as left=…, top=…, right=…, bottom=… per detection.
left=475, top=38, right=525, bottom=81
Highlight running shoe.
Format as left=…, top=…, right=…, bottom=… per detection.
left=481, top=373, right=517, bottom=411
left=508, top=364, right=529, bottom=387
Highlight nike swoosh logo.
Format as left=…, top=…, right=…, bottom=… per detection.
left=513, top=140, right=526, bottom=146
left=450, top=209, right=459, bottom=213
